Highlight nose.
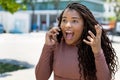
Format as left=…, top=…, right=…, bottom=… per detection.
left=66, top=22, right=72, bottom=28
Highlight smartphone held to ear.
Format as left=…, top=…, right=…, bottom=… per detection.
left=57, top=30, right=63, bottom=43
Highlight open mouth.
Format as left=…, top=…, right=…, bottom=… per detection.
left=65, top=31, right=74, bottom=40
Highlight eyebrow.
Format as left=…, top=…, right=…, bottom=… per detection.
left=62, top=16, right=81, bottom=19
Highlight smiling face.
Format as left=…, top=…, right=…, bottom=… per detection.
left=60, top=8, right=84, bottom=46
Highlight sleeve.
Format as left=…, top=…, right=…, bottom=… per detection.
left=94, top=49, right=111, bottom=80
left=35, top=44, right=54, bottom=80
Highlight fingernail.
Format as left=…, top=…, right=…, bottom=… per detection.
left=83, top=39, right=86, bottom=42
left=88, top=30, right=91, bottom=33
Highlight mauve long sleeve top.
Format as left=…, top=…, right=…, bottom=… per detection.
left=35, top=40, right=110, bottom=80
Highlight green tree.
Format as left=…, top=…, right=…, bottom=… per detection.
left=0, top=0, right=21, bottom=13
left=0, top=0, right=27, bottom=14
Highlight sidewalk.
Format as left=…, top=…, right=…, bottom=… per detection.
left=0, top=32, right=119, bottom=80
left=0, top=31, right=54, bottom=80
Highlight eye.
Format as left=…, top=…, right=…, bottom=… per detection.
left=62, top=19, right=67, bottom=23
left=72, top=20, right=78, bottom=23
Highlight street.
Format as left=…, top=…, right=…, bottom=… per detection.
left=0, top=32, right=119, bottom=80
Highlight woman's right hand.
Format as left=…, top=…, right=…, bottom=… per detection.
left=45, top=27, right=60, bottom=46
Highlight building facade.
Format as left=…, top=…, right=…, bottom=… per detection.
left=0, top=0, right=105, bottom=33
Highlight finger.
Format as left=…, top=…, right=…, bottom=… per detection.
left=95, top=24, right=102, bottom=38
left=49, top=29, right=57, bottom=34
left=52, top=33, right=57, bottom=42
left=87, top=36, right=93, bottom=42
left=46, top=32, right=53, bottom=40
left=53, top=27, right=61, bottom=31
left=50, top=27, right=60, bottom=34
left=83, top=39, right=91, bottom=45
left=88, top=30, right=96, bottom=39
left=49, top=30, right=58, bottom=37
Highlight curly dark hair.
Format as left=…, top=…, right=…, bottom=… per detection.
left=57, top=2, right=118, bottom=80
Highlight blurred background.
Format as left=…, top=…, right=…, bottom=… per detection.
left=0, top=0, right=120, bottom=80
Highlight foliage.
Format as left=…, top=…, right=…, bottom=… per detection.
left=108, top=16, right=116, bottom=21
left=0, top=0, right=20, bottom=14
left=117, top=15, right=120, bottom=21
left=0, top=0, right=27, bottom=14
left=21, top=0, right=37, bottom=10
left=0, top=62, right=27, bottom=74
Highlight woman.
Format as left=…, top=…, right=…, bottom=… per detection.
left=35, top=2, right=118, bottom=80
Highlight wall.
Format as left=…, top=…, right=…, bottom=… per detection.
left=0, top=12, right=31, bottom=33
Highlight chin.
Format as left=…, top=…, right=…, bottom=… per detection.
left=65, top=41, right=76, bottom=46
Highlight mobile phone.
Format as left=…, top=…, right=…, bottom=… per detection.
left=57, top=30, right=63, bottom=43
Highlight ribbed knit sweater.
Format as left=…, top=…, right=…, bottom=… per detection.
left=35, top=40, right=110, bottom=80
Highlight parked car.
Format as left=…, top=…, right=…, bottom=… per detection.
left=115, top=22, right=120, bottom=34
left=9, top=27, right=23, bottom=34
left=0, top=24, right=5, bottom=33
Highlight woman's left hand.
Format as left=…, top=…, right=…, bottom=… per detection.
left=83, top=24, right=102, bottom=55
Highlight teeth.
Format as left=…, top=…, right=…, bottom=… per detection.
left=65, top=30, right=74, bottom=40
left=65, top=31, right=72, bottom=33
